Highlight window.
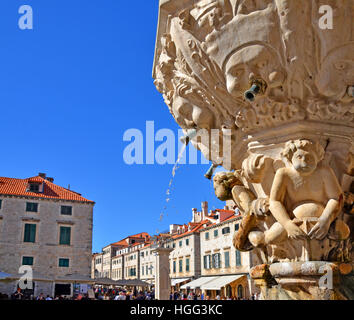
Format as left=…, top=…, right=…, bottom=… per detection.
left=172, top=243, right=176, bottom=249
left=173, top=261, right=176, bottom=273
left=146, top=265, right=149, bottom=275
left=179, top=240, right=182, bottom=247
left=22, top=256, right=34, bottom=266
left=237, top=285, right=244, bottom=299
left=224, top=251, right=230, bottom=268
left=59, top=258, right=69, bottom=267
left=59, top=226, right=71, bottom=245
left=236, top=250, right=242, bottom=266
left=142, top=266, right=144, bottom=276
left=214, top=229, right=218, bottom=238
left=203, top=255, right=211, bottom=269
left=179, top=260, right=183, bottom=273
left=185, top=239, right=189, bottom=246
left=0, top=199, right=2, bottom=209
left=26, top=202, right=38, bottom=213
left=205, top=232, right=209, bottom=240
left=222, top=227, right=230, bottom=235
left=186, top=258, right=190, bottom=272
left=29, top=184, right=40, bottom=193
left=212, top=253, right=221, bottom=268
left=235, top=224, right=240, bottom=231
left=24, top=224, right=36, bottom=243
left=61, top=206, right=72, bottom=215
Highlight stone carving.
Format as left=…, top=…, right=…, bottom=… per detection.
left=154, top=0, right=354, bottom=299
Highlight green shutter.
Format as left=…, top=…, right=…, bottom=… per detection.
left=225, top=252, right=230, bottom=268
left=22, top=256, right=34, bottom=265
left=59, top=226, right=71, bottom=245
left=24, top=224, right=36, bottom=243
left=0, top=199, right=2, bottom=209
left=236, top=250, right=242, bottom=266
left=59, top=258, right=69, bottom=267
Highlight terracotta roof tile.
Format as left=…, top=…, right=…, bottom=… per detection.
left=0, top=175, right=94, bottom=203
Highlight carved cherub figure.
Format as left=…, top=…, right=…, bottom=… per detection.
left=213, top=155, right=272, bottom=251
left=269, top=139, right=348, bottom=242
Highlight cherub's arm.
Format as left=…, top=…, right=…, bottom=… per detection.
left=309, top=166, right=343, bottom=240
left=231, top=185, right=256, bottom=214
left=269, top=169, right=306, bottom=239
left=321, top=166, right=343, bottom=223
left=269, top=169, right=292, bottom=226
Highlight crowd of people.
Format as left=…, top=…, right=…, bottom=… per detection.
left=2, top=287, right=261, bottom=301
left=94, top=287, right=155, bottom=300
left=170, top=291, right=261, bottom=300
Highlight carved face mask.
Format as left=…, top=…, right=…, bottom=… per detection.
left=172, top=95, right=214, bottom=129
left=225, top=45, right=280, bottom=98
left=315, top=44, right=354, bottom=101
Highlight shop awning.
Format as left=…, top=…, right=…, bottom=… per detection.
left=0, top=271, right=12, bottom=281
left=180, top=277, right=217, bottom=290
left=200, top=275, right=246, bottom=290
left=171, top=278, right=190, bottom=286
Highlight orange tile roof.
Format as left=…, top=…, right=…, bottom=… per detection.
left=0, top=175, right=94, bottom=204
left=172, top=220, right=212, bottom=239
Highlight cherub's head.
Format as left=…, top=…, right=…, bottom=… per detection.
left=281, top=140, right=325, bottom=175
left=213, top=171, right=241, bottom=201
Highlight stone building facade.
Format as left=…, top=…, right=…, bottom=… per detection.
left=0, top=173, right=94, bottom=297
left=92, top=201, right=259, bottom=299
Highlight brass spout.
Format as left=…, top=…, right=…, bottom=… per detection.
left=347, top=86, right=354, bottom=97
left=180, top=128, right=197, bottom=146
left=244, top=79, right=267, bottom=102
left=204, top=163, right=218, bottom=180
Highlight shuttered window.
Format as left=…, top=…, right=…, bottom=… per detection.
left=186, top=258, right=190, bottom=272
left=224, top=251, right=230, bottom=268
left=59, top=226, right=71, bottom=245
left=59, top=258, right=69, bottom=267
left=61, top=206, right=72, bottom=215
left=22, top=256, right=34, bottom=266
left=24, top=224, right=36, bottom=243
left=236, top=250, right=242, bottom=266
left=26, top=202, right=38, bottom=212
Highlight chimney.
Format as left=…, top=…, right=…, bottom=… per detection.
left=192, top=208, right=197, bottom=222
left=46, top=177, right=54, bottom=183
left=38, top=173, right=46, bottom=179
left=201, top=201, right=208, bottom=220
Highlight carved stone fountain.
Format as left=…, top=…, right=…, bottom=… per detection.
left=153, top=0, right=353, bottom=300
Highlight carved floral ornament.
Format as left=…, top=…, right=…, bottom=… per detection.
left=154, top=1, right=353, bottom=267
left=154, top=0, right=353, bottom=167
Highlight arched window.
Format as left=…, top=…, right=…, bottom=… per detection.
left=237, top=285, right=243, bottom=299
left=226, top=285, right=232, bottom=298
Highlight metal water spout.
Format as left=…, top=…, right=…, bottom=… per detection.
left=347, top=86, right=354, bottom=97
left=180, top=128, right=197, bottom=146
left=204, top=163, right=219, bottom=180
left=244, top=79, right=267, bottom=102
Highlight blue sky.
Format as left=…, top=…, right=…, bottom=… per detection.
left=0, top=0, right=225, bottom=252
